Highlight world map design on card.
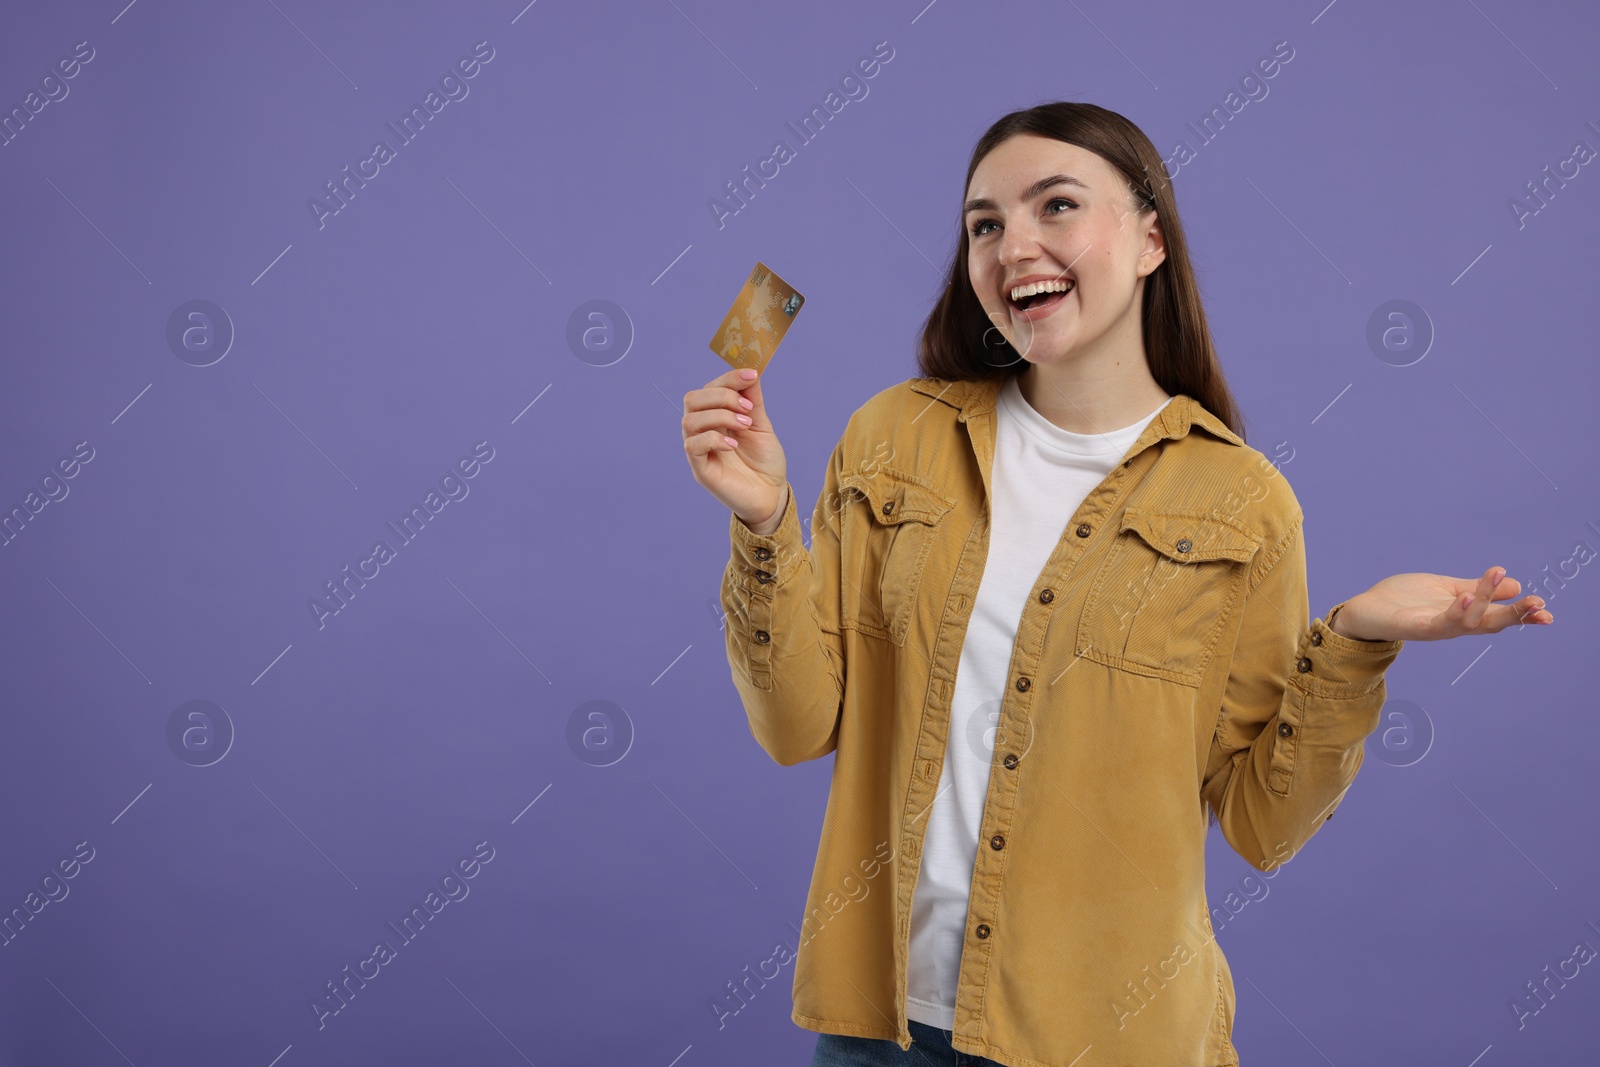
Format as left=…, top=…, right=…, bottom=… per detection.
left=709, top=262, right=805, bottom=373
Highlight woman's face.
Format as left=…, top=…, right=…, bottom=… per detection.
left=964, top=134, right=1165, bottom=366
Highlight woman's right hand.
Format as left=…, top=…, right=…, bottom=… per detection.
left=683, top=368, right=789, bottom=535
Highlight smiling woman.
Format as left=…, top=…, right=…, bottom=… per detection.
left=685, top=99, right=1552, bottom=1067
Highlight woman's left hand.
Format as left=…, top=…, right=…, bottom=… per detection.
left=1330, top=566, right=1553, bottom=643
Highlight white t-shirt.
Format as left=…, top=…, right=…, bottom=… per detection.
left=905, top=377, right=1173, bottom=1029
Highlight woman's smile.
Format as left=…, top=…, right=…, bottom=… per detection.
left=1009, top=281, right=1074, bottom=321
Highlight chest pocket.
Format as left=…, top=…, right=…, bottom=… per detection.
left=838, top=466, right=956, bottom=645
left=1077, top=507, right=1262, bottom=686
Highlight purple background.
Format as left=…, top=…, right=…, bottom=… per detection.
left=1, top=0, right=1596, bottom=1063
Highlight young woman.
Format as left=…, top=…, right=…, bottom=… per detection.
left=682, top=102, right=1552, bottom=1067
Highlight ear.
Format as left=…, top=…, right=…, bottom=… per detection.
left=1138, top=211, right=1167, bottom=277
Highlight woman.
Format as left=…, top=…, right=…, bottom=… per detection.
left=681, top=102, right=1552, bottom=1067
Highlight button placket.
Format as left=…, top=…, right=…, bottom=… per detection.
left=741, top=546, right=777, bottom=687
left=1267, top=682, right=1308, bottom=796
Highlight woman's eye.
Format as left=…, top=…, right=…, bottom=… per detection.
left=969, top=198, right=1077, bottom=237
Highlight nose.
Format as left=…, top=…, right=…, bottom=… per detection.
left=996, top=213, right=1042, bottom=267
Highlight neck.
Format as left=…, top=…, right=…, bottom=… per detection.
left=1012, top=283, right=1171, bottom=433
left=1014, top=359, right=1170, bottom=436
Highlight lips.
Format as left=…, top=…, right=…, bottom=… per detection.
left=1008, top=281, right=1074, bottom=320
left=1007, top=278, right=1075, bottom=311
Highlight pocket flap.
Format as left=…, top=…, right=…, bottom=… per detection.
left=839, top=466, right=955, bottom=526
left=1118, top=507, right=1261, bottom=564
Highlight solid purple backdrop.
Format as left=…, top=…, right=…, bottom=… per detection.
left=1, top=0, right=1595, bottom=1064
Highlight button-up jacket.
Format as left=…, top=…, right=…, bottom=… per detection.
left=719, top=374, right=1405, bottom=1067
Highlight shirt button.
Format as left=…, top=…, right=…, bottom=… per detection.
left=990, top=834, right=1005, bottom=850
left=1039, top=588, right=1055, bottom=604
left=975, top=923, right=991, bottom=940
left=1278, top=721, right=1294, bottom=737
left=1075, top=523, right=1091, bottom=538
left=882, top=500, right=895, bottom=517
left=1296, top=657, right=1313, bottom=673
left=1310, top=631, right=1323, bottom=646
left=1175, top=538, right=1192, bottom=553
left=1003, top=753, right=1018, bottom=769
left=754, top=569, right=774, bottom=584
left=754, top=630, right=770, bottom=644
left=1015, top=676, right=1031, bottom=692
left=753, top=546, right=772, bottom=561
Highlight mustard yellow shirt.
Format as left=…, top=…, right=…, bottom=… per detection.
left=720, top=375, right=1404, bottom=1066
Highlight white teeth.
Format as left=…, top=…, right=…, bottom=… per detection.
left=1009, top=279, right=1074, bottom=303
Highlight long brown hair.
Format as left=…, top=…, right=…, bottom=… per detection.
left=915, top=101, right=1246, bottom=441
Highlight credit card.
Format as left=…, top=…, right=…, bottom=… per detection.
left=708, top=262, right=805, bottom=374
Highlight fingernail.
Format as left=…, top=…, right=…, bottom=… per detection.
left=740, top=369, right=758, bottom=379
left=1492, top=569, right=1505, bottom=586
left=1462, top=595, right=1474, bottom=610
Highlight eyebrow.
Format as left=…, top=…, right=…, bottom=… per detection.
left=964, top=174, right=1089, bottom=215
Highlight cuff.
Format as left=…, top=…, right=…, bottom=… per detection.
left=728, top=484, right=804, bottom=597
left=1291, top=599, right=1404, bottom=699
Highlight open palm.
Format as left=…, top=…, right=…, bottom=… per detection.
left=1333, top=567, right=1553, bottom=643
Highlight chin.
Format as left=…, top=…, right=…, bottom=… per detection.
left=1011, top=329, right=1080, bottom=365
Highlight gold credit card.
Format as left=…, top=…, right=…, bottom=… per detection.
left=709, top=262, right=805, bottom=373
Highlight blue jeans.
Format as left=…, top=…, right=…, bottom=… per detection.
left=811, top=1019, right=1010, bottom=1066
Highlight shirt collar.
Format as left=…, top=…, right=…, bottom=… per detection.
left=908, top=374, right=1243, bottom=447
